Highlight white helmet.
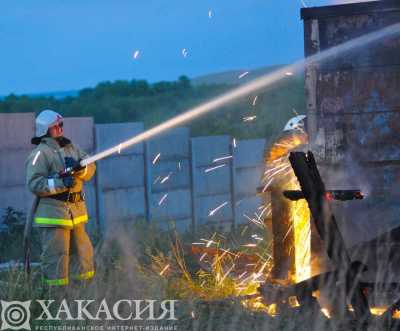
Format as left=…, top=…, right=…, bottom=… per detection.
left=35, top=109, right=63, bottom=137
left=283, top=115, right=306, bottom=132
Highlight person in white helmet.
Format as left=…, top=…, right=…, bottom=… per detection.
left=25, top=110, right=96, bottom=290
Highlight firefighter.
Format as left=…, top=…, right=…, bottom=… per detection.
left=25, top=109, right=96, bottom=289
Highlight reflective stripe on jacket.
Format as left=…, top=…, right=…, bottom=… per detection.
left=25, top=137, right=96, bottom=228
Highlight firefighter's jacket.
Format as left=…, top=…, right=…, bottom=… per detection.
left=25, top=137, right=96, bottom=228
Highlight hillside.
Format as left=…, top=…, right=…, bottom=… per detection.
left=0, top=68, right=306, bottom=140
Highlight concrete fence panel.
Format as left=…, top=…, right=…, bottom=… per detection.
left=191, top=135, right=234, bottom=228
left=146, top=128, right=192, bottom=232
left=0, top=113, right=35, bottom=221
left=233, top=139, right=267, bottom=225
left=95, top=122, right=146, bottom=233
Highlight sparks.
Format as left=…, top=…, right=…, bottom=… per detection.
left=252, top=272, right=263, bottom=281
left=206, top=240, right=214, bottom=248
left=240, top=225, right=248, bottom=236
left=219, top=264, right=235, bottom=284
left=261, top=177, right=274, bottom=193
left=243, top=214, right=264, bottom=228
left=158, top=193, right=168, bottom=205
left=268, top=163, right=291, bottom=178
left=152, top=153, right=161, bottom=164
left=200, top=238, right=217, bottom=247
left=252, top=95, right=258, bottom=106
left=282, top=224, right=294, bottom=242
left=275, top=143, right=292, bottom=148
left=264, top=163, right=288, bottom=176
left=242, top=243, right=257, bottom=247
left=159, top=264, right=170, bottom=276
left=258, top=205, right=270, bottom=219
left=213, top=155, right=232, bottom=163
left=238, top=71, right=249, bottom=79
left=258, top=261, right=269, bottom=274
left=160, top=172, right=172, bottom=184
left=238, top=271, right=247, bottom=279
left=243, top=115, right=257, bottom=122
left=32, top=151, right=41, bottom=166
left=209, top=201, right=228, bottom=216
left=251, top=234, right=263, bottom=241
left=153, top=175, right=161, bottom=185
left=133, top=50, right=140, bottom=59
left=199, top=253, right=207, bottom=261
left=204, top=164, right=226, bottom=173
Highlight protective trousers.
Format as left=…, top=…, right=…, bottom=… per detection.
left=40, top=224, right=95, bottom=286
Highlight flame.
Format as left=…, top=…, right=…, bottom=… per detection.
left=393, top=309, right=400, bottom=319
left=263, top=130, right=311, bottom=283
left=291, top=195, right=311, bottom=282
left=266, top=133, right=308, bottom=164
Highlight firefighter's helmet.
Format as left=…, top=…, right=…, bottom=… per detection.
left=283, top=115, right=306, bottom=132
left=35, top=110, right=63, bottom=137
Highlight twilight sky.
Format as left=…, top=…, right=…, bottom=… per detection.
left=0, top=0, right=373, bottom=95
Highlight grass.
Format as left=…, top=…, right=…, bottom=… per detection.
left=1, top=218, right=400, bottom=330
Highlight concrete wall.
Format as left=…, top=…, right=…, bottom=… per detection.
left=233, top=139, right=268, bottom=225
left=0, top=113, right=35, bottom=225
left=145, top=128, right=193, bottom=232
left=0, top=113, right=267, bottom=235
left=95, top=122, right=146, bottom=234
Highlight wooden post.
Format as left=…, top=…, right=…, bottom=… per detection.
left=270, top=186, right=295, bottom=281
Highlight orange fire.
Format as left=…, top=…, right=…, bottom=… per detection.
left=263, top=130, right=311, bottom=283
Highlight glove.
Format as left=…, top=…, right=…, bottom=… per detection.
left=62, top=175, right=75, bottom=188
left=64, top=157, right=85, bottom=172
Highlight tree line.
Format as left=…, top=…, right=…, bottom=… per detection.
left=0, top=75, right=306, bottom=140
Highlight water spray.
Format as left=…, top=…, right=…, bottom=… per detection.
left=80, top=23, right=400, bottom=167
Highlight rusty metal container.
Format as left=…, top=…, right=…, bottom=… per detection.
left=301, top=1, right=400, bottom=274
